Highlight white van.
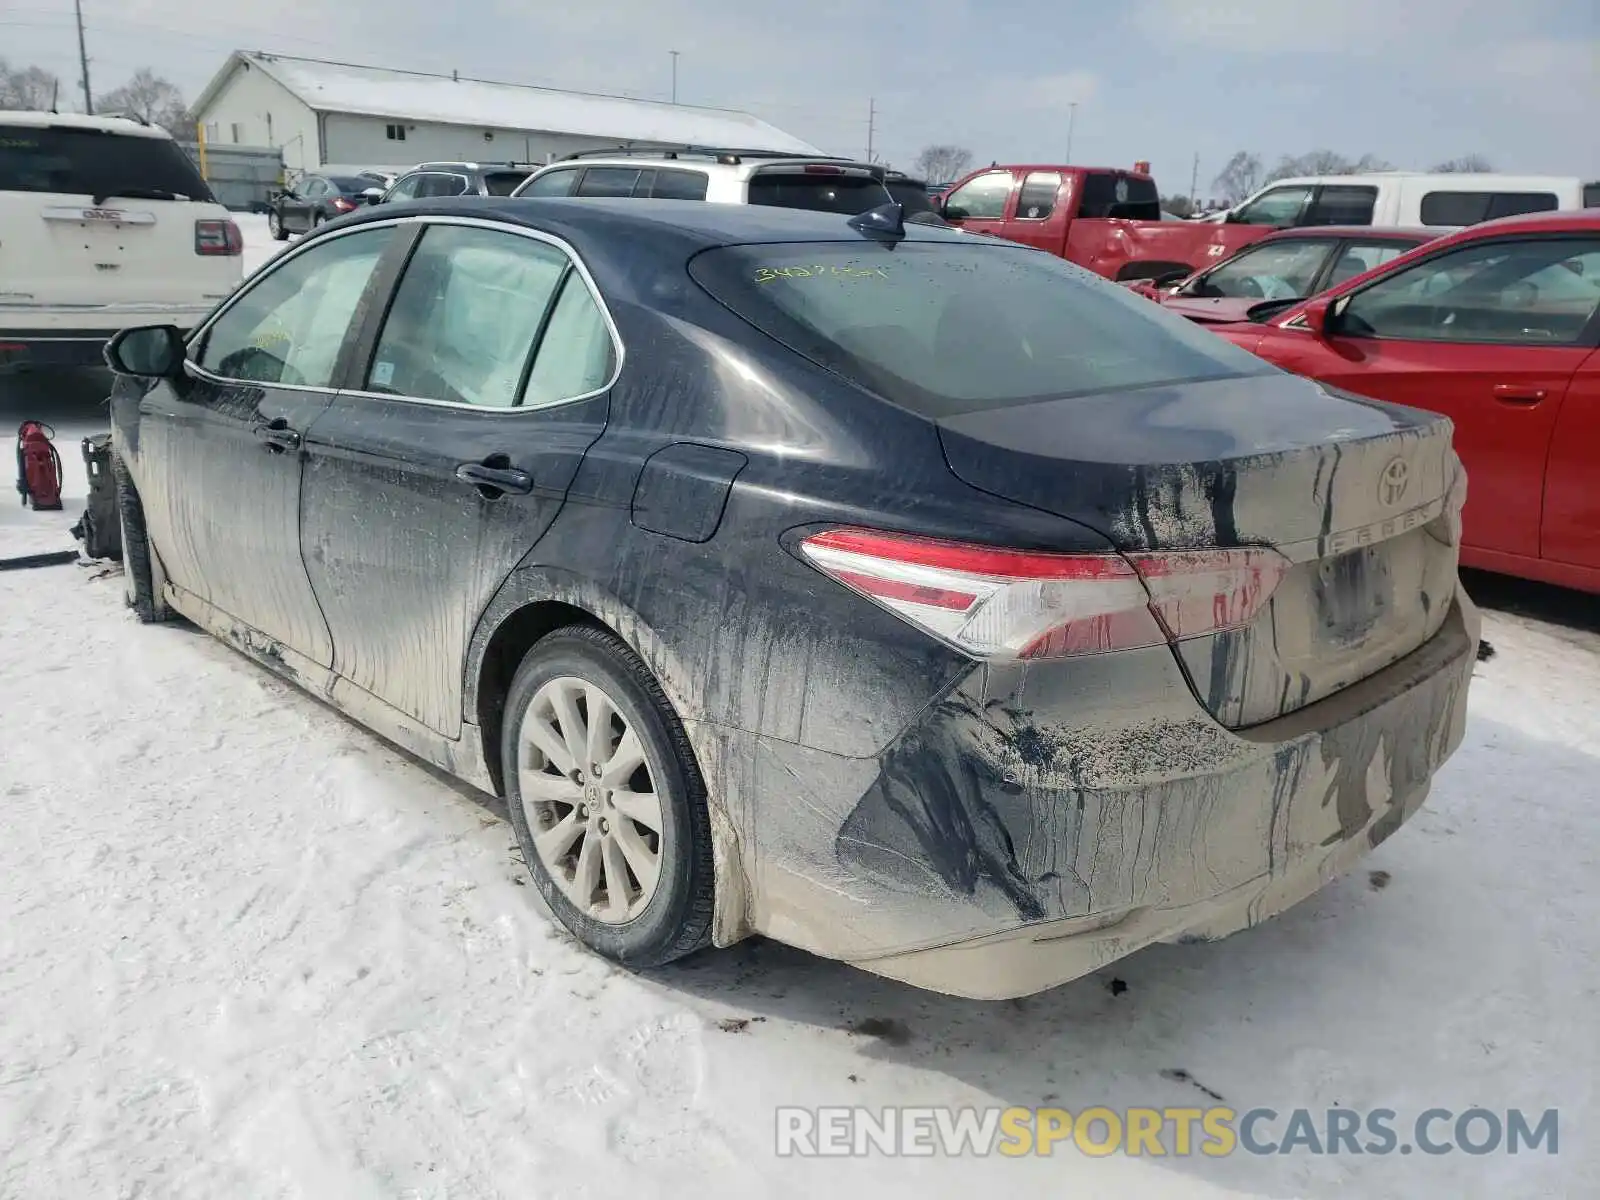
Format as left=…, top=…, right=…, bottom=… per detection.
left=0, top=112, right=243, bottom=375
left=1209, top=172, right=1600, bottom=229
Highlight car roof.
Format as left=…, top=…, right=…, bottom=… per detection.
left=334, top=195, right=972, bottom=252
left=1261, top=225, right=1440, bottom=241
left=530, top=153, right=900, bottom=181
left=1448, top=208, right=1600, bottom=238
left=0, top=110, right=173, bottom=139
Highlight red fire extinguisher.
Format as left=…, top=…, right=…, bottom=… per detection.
left=16, top=421, right=64, bottom=512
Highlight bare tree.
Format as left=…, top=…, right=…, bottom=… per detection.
left=1431, top=154, right=1495, bottom=173
left=95, top=68, right=191, bottom=134
left=913, top=144, right=974, bottom=185
left=0, top=59, right=64, bottom=111
left=1161, top=194, right=1195, bottom=217
left=1211, top=151, right=1262, bottom=205
left=1264, top=150, right=1395, bottom=183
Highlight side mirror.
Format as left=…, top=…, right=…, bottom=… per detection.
left=1152, top=268, right=1191, bottom=288
left=104, top=325, right=186, bottom=378
left=942, top=205, right=970, bottom=222
left=362, top=187, right=385, bottom=205
left=1301, top=296, right=1350, bottom=338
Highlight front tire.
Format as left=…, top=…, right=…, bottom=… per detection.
left=268, top=209, right=288, bottom=241
left=502, top=625, right=714, bottom=968
left=112, top=452, right=171, bottom=624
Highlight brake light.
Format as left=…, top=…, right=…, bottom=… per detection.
left=331, top=197, right=355, bottom=212
left=800, top=529, right=1288, bottom=660
left=803, top=164, right=844, bottom=174
left=194, top=219, right=243, bottom=256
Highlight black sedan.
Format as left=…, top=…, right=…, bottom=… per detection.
left=267, top=173, right=381, bottom=240
left=103, top=198, right=1478, bottom=998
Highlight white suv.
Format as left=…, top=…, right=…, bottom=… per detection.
left=512, top=148, right=939, bottom=218
left=0, top=112, right=243, bottom=375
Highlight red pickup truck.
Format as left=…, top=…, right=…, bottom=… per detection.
left=934, top=164, right=1272, bottom=283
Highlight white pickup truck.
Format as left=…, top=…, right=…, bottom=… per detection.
left=0, top=112, right=243, bottom=376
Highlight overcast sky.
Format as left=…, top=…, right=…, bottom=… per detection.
left=5, top=0, right=1597, bottom=188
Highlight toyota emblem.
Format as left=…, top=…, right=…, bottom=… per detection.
left=1379, top=457, right=1410, bottom=506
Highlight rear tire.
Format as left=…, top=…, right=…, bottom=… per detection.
left=502, top=625, right=714, bottom=968
left=268, top=209, right=287, bottom=241
left=112, top=452, right=172, bottom=624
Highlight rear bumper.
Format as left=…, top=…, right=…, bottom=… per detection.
left=726, top=588, right=1479, bottom=998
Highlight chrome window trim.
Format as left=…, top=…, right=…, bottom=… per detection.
left=185, top=214, right=625, bottom=413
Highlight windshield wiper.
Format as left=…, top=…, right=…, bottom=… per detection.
left=91, top=186, right=189, bottom=204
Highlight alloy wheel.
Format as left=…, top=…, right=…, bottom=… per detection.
left=518, top=676, right=663, bottom=924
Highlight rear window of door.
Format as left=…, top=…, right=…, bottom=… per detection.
left=1304, top=185, right=1376, bottom=225
left=416, top=173, right=469, bottom=198
left=940, top=171, right=1012, bottom=220
left=650, top=169, right=709, bottom=200
left=364, top=225, right=615, bottom=408
left=690, top=241, right=1273, bottom=417
left=576, top=167, right=642, bottom=197
left=0, top=125, right=214, bottom=202
left=196, top=228, right=391, bottom=386
left=1585, top=183, right=1600, bottom=209
left=1015, top=172, right=1063, bottom=220
left=1338, top=238, right=1600, bottom=344
left=1419, top=190, right=1560, bottom=226
left=520, top=168, right=578, bottom=197
left=1323, top=239, right=1422, bottom=288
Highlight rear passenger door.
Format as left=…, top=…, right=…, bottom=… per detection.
left=299, top=218, right=619, bottom=737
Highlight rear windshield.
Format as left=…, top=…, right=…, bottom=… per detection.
left=690, top=240, right=1273, bottom=417
left=747, top=171, right=908, bottom=216
left=884, top=179, right=935, bottom=214
left=1584, top=183, right=1600, bottom=209
left=0, top=126, right=214, bottom=202
left=327, top=175, right=371, bottom=192
left=1080, top=172, right=1161, bottom=220
left=484, top=171, right=533, bottom=196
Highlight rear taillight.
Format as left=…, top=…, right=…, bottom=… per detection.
left=331, top=197, right=356, bottom=212
left=799, top=529, right=1288, bottom=660
left=195, top=218, right=243, bottom=256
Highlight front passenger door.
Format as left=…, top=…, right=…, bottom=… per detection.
left=300, top=221, right=619, bottom=737
left=139, top=226, right=395, bottom=665
left=941, top=170, right=1015, bottom=240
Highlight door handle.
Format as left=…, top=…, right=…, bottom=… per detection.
left=455, top=459, right=534, bottom=496
left=1492, top=385, right=1548, bottom=406
left=254, top=418, right=302, bottom=452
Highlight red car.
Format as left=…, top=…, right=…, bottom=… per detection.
left=1212, top=210, right=1600, bottom=593
left=1129, top=226, right=1442, bottom=324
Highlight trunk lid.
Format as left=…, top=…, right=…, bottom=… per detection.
left=938, top=373, right=1464, bottom=727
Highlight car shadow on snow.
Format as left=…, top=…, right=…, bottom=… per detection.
left=1463, top=569, right=1600, bottom=638
left=639, top=711, right=1592, bottom=1198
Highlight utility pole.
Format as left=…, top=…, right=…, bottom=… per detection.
left=74, top=0, right=93, bottom=114
left=866, top=96, right=876, bottom=163
left=669, top=50, right=679, bottom=103
left=1189, top=152, right=1200, bottom=208
left=1065, top=101, right=1078, bottom=163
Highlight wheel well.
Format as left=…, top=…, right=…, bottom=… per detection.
left=476, top=600, right=605, bottom=795
left=1115, top=260, right=1195, bottom=282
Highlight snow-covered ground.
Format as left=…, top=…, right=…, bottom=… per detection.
left=2, top=219, right=1595, bottom=1199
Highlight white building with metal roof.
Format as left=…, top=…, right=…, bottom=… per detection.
left=191, top=51, right=822, bottom=177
